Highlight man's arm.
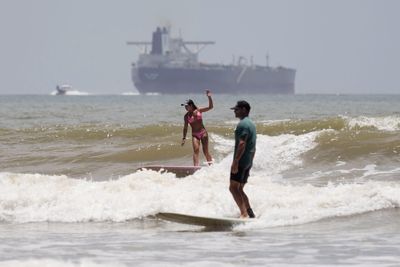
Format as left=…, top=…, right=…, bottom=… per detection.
left=231, top=135, right=247, bottom=174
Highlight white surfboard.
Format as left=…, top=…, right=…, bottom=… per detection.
left=157, top=212, right=253, bottom=228
left=138, top=165, right=201, bottom=177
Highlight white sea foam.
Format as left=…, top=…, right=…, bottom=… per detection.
left=145, top=92, right=160, bottom=96
left=50, top=90, right=90, bottom=96
left=1, top=169, right=399, bottom=228
left=345, top=115, right=400, bottom=131
left=121, top=91, right=140, bottom=96
left=306, top=164, right=400, bottom=183
left=251, top=131, right=321, bottom=174
left=238, top=178, right=400, bottom=230
left=259, top=119, right=291, bottom=125
left=213, top=130, right=322, bottom=176
left=1, top=131, right=399, bottom=227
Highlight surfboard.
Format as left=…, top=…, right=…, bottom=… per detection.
left=138, top=165, right=201, bottom=177
left=156, top=212, right=252, bottom=228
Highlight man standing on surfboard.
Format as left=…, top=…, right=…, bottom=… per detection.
left=230, top=100, right=256, bottom=218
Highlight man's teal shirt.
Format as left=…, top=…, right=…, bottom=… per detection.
left=234, top=116, right=256, bottom=167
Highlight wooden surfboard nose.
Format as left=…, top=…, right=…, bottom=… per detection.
left=156, top=212, right=253, bottom=229
left=138, top=165, right=201, bottom=177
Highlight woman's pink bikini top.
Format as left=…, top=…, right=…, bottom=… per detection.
left=187, top=111, right=203, bottom=125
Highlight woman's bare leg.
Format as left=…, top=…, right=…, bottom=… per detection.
left=201, top=135, right=213, bottom=164
left=192, top=137, right=201, bottom=166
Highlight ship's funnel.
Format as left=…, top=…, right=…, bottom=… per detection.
left=151, top=27, right=162, bottom=55
left=161, top=27, right=170, bottom=55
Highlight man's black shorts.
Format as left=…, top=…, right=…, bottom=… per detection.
left=230, top=165, right=252, bottom=184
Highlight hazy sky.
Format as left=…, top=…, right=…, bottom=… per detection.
left=0, top=0, right=399, bottom=95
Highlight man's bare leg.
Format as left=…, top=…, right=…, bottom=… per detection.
left=229, top=180, right=248, bottom=217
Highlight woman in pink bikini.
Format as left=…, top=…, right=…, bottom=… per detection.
left=181, top=90, right=213, bottom=166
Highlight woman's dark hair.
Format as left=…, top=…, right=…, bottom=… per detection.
left=182, top=99, right=198, bottom=109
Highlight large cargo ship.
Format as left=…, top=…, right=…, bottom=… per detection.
left=127, top=27, right=296, bottom=94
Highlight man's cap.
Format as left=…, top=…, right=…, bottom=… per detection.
left=181, top=99, right=195, bottom=106
left=230, top=100, right=251, bottom=111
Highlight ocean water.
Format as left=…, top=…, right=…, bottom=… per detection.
left=0, top=94, right=400, bottom=266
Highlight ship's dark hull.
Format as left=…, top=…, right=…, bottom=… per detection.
left=132, top=66, right=296, bottom=94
